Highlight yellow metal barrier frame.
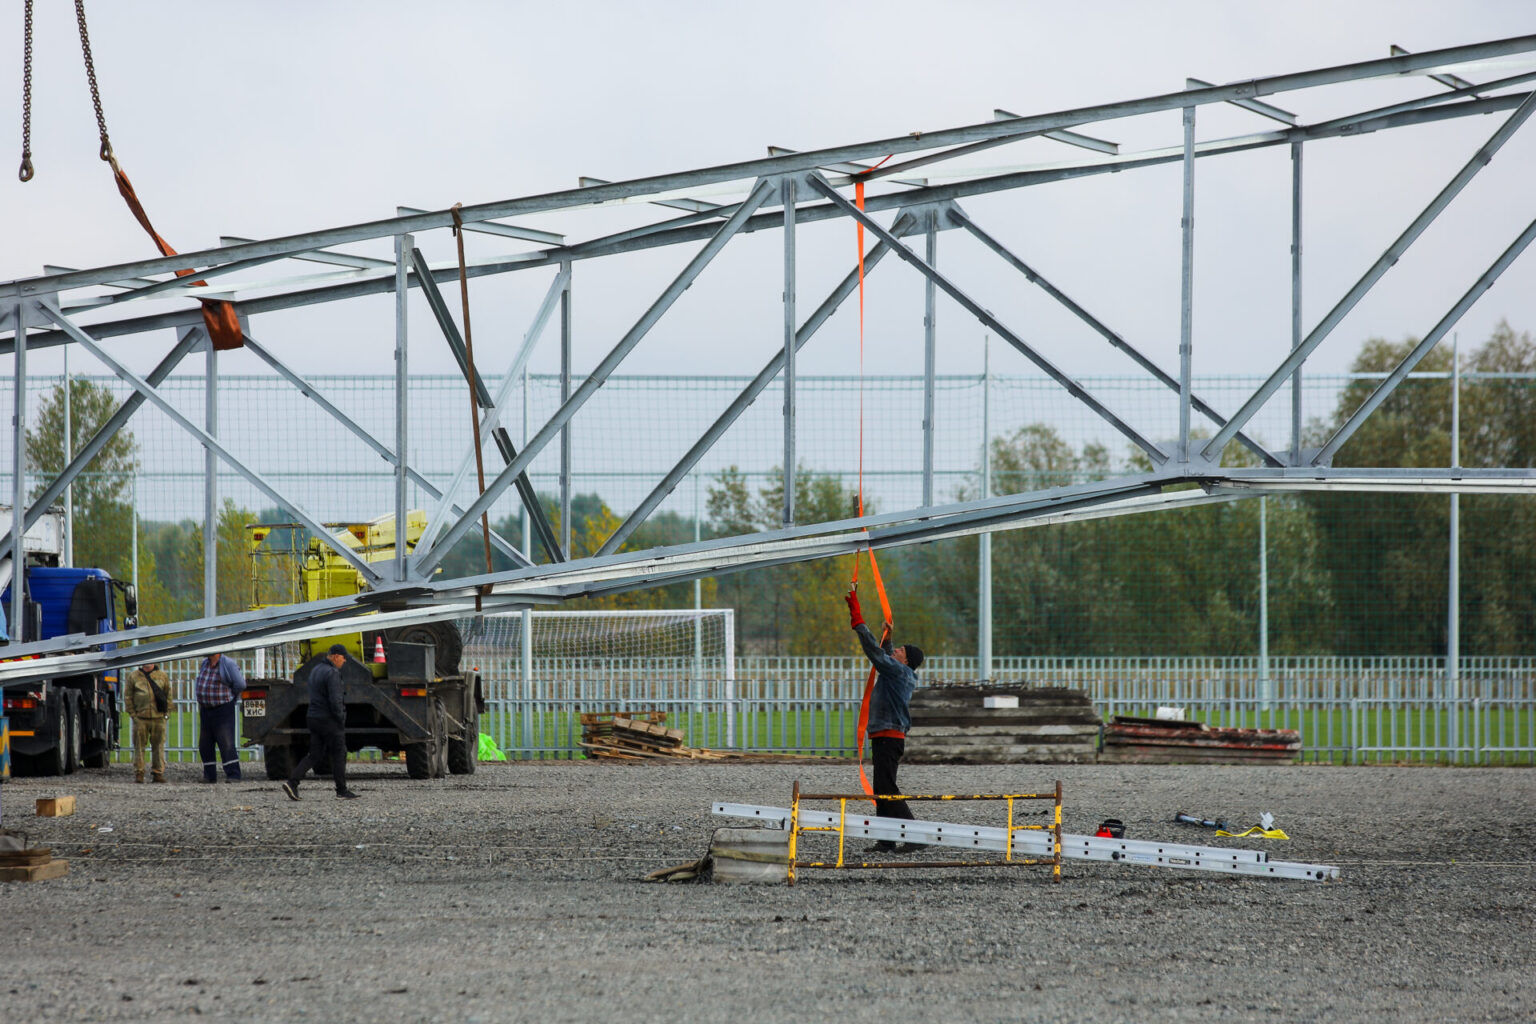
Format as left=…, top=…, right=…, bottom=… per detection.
left=786, top=780, right=1063, bottom=885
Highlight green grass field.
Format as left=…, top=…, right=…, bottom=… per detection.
left=108, top=703, right=1534, bottom=766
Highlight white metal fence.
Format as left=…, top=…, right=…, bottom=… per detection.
left=126, top=654, right=1536, bottom=767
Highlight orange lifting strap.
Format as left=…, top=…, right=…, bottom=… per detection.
left=852, top=176, right=895, bottom=799
left=18, top=0, right=243, bottom=350
left=112, top=164, right=244, bottom=351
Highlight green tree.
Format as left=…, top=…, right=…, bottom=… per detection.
left=1311, top=323, right=1536, bottom=653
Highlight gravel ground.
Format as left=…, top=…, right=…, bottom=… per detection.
left=1, top=759, right=1532, bottom=1023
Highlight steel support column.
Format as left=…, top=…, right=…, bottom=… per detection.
left=1178, top=104, right=1196, bottom=463
left=1290, top=140, right=1304, bottom=463
left=204, top=331, right=219, bottom=615
left=782, top=175, right=797, bottom=526
left=394, top=233, right=412, bottom=583
left=10, top=301, right=27, bottom=642
left=560, top=260, right=573, bottom=557
left=923, top=211, right=938, bottom=505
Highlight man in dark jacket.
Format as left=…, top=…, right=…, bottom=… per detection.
left=845, top=585, right=924, bottom=853
left=282, top=644, right=359, bottom=800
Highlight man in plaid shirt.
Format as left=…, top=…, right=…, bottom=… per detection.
left=195, top=652, right=247, bottom=782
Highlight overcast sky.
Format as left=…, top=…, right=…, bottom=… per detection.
left=5, top=1, right=1535, bottom=392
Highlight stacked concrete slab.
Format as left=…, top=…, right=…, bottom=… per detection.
left=905, top=684, right=1101, bottom=764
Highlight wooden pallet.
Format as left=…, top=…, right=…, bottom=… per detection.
left=579, top=710, right=746, bottom=762
left=1099, top=716, right=1302, bottom=764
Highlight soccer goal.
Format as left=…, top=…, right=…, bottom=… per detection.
left=456, top=609, right=738, bottom=751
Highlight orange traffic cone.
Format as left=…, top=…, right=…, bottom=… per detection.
left=373, top=636, right=387, bottom=663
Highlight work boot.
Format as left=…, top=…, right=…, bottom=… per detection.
left=335, top=790, right=361, bottom=800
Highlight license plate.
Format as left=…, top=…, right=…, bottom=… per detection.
left=242, top=700, right=265, bottom=718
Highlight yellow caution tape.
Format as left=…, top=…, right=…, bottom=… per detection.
left=1216, top=826, right=1289, bottom=839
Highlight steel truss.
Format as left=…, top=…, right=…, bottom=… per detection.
left=4, top=36, right=1536, bottom=677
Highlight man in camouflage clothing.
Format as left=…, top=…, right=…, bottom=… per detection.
left=125, top=661, right=172, bottom=783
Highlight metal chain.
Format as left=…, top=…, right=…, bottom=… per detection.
left=74, top=0, right=113, bottom=163
left=19, top=0, right=34, bottom=180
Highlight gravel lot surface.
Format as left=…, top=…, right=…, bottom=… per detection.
left=1, top=759, right=1532, bottom=1023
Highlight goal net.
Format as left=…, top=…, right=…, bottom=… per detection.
left=456, top=609, right=735, bottom=687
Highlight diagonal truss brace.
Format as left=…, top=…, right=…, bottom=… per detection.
left=413, top=178, right=779, bottom=575
left=3, top=326, right=199, bottom=556
left=944, top=203, right=1281, bottom=467
left=598, top=211, right=914, bottom=556
left=407, top=246, right=565, bottom=562
left=33, top=301, right=382, bottom=585
left=240, top=333, right=531, bottom=569
left=416, top=264, right=570, bottom=558
left=1200, top=88, right=1536, bottom=461
left=806, top=172, right=1169, bottom=465
left=1315, top=213, right=1536, bottom=464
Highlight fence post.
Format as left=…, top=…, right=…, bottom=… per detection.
left=1349, top=698, right=1358, bottom=766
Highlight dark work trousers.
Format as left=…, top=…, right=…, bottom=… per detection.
left=198, top=700, right=241, bottom=781
left=290, top=718, right=349, bottom=794
left=871, top=735, right=915, bottom=821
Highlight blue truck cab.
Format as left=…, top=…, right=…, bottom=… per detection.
left=2, top=566, right=138, bottom=776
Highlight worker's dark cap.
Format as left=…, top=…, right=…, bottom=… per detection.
left=904, top=644, right=924, bottom=670
left=327, top=643, right=348, bottom=656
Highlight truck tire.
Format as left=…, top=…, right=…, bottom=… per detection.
left=447, top=686, right=479, bottom=776
left=37, top=706, right=68, bottom=777
left=84, top=695, right=117, bottom=768
left=382, top=621, right=463, bottom=676
left=404, top=740, right=433, bottom=780
left=405, top=697, right=449, bottom=779
left=63, top=697, right=82, bottom=774
left=263, top=744, right=295, bottom=781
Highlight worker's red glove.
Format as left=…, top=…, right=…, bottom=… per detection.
left=845, top=588, right=864, bottom=630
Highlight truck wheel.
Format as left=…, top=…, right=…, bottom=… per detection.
left=432, top=699, right=450, bottom=778
left=86, top=695, right=117, bottom=768
left=405, top=698, right=449, bottom=779
left=404, top=740, right=433, bottom=780
left=63, top=697, right=82, bottom=774
left=447, top=690, right=479, bottom=775
left=263, top=745, right=295, bottom=781
left=38, top=706, right=68, bottom=777
left=383, top=621, right=463, bottom=675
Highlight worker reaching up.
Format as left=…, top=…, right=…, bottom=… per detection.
left=845, top=584, right=925, bottom=852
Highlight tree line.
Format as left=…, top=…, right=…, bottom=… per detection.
left=21, top=323, right=1536, bottom=656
